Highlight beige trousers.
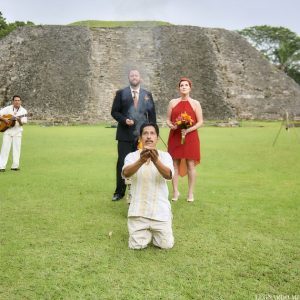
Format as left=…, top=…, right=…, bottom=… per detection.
left=128, top=216, right=174, bottom=249
left=0, top=133, right=22, bottom=169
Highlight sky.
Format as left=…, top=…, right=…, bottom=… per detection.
left=1, top=0, right=300, bottom=35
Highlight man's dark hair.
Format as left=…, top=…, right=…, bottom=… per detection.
left=12, top=95, right=21, bottom=101
left=139, top=122, right=159, bottom=137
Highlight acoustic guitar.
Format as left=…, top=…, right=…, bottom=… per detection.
left=0, top=114, right=27, bottom=132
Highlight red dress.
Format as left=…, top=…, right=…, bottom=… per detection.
left=167, top=100, right=200, bottom=177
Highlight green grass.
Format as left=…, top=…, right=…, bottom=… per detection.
left=0, top=122, right=299, bottom=299
left=69, top=20, right=172, bottom=28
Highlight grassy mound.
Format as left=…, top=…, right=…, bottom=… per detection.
left=69, top=20, right=172, bottom=27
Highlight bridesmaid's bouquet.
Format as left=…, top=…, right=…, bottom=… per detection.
left=175, top=112, right=194, bottom=144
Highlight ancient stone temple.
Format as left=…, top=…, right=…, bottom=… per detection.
left=0, top=25, right=299, bottom=123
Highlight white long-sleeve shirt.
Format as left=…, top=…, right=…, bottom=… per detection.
left=0, top=105, right=28, bottom=135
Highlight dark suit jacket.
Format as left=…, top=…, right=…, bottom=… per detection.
left=111, top=86, right=156, bottom=142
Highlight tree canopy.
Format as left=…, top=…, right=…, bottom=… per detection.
left=238, top=25, right=300, bottom=85
left=0, top=11, right=34, bottom=39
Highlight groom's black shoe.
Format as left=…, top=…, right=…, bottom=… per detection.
left=112, top=193, right=124, bottom=201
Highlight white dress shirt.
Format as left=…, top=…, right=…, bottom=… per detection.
left=123, top=150, right=174, bottom=221
left=130, top=87, right=140, bottom=99
left=0, top=105, right=28, bottom=136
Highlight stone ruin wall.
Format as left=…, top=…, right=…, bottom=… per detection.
left=0, top=25, right=299, bottom=124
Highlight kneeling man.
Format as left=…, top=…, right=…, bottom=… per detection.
left=122, top=122, right=174, bottom=249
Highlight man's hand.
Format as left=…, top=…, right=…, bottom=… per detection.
left=139, top=149, right=151, bottom=163
left=149, top=149, right=159, bottom=163
left=126, top=119, right=134, bottom=126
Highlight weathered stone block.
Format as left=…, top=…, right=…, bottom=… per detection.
left=0, top=25, right=299, bottom=123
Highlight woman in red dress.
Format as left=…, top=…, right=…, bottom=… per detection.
left=166, top=78, right=203, bottom=202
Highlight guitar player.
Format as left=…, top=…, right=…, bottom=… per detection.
left=0, top=95, right=28, bottom=172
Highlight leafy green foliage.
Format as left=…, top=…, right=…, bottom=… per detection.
left=238, top=26, right=300, bottom=84
left=0, top=11, right=7, bottom=30
left=69, top=20, right=172, bottom=27
left=0, top=11, right=34, bottom=39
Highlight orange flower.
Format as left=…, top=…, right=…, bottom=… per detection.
left=175, top=112, right=194, bottom=129
left=174, top=112, right=194, bottom=144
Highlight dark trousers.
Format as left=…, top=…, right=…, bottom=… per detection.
left=114, top=140, right=137, bottom=196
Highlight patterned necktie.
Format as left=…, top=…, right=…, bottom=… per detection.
left=133, top=91, right=138, bottom=109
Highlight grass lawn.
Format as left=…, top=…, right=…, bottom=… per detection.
left=0, top=122, right=299, bottom=299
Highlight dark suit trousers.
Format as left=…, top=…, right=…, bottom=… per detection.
left=115, top=140, right=137, bottom=196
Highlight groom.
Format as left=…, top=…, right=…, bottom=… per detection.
left=111, top=69, right=156, bottom=201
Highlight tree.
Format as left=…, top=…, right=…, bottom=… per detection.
left=238, top=26, right=300, bottom=85
left=0, top=11, right=34, bottom=39
left=0, top=11, right=8, bottom=30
